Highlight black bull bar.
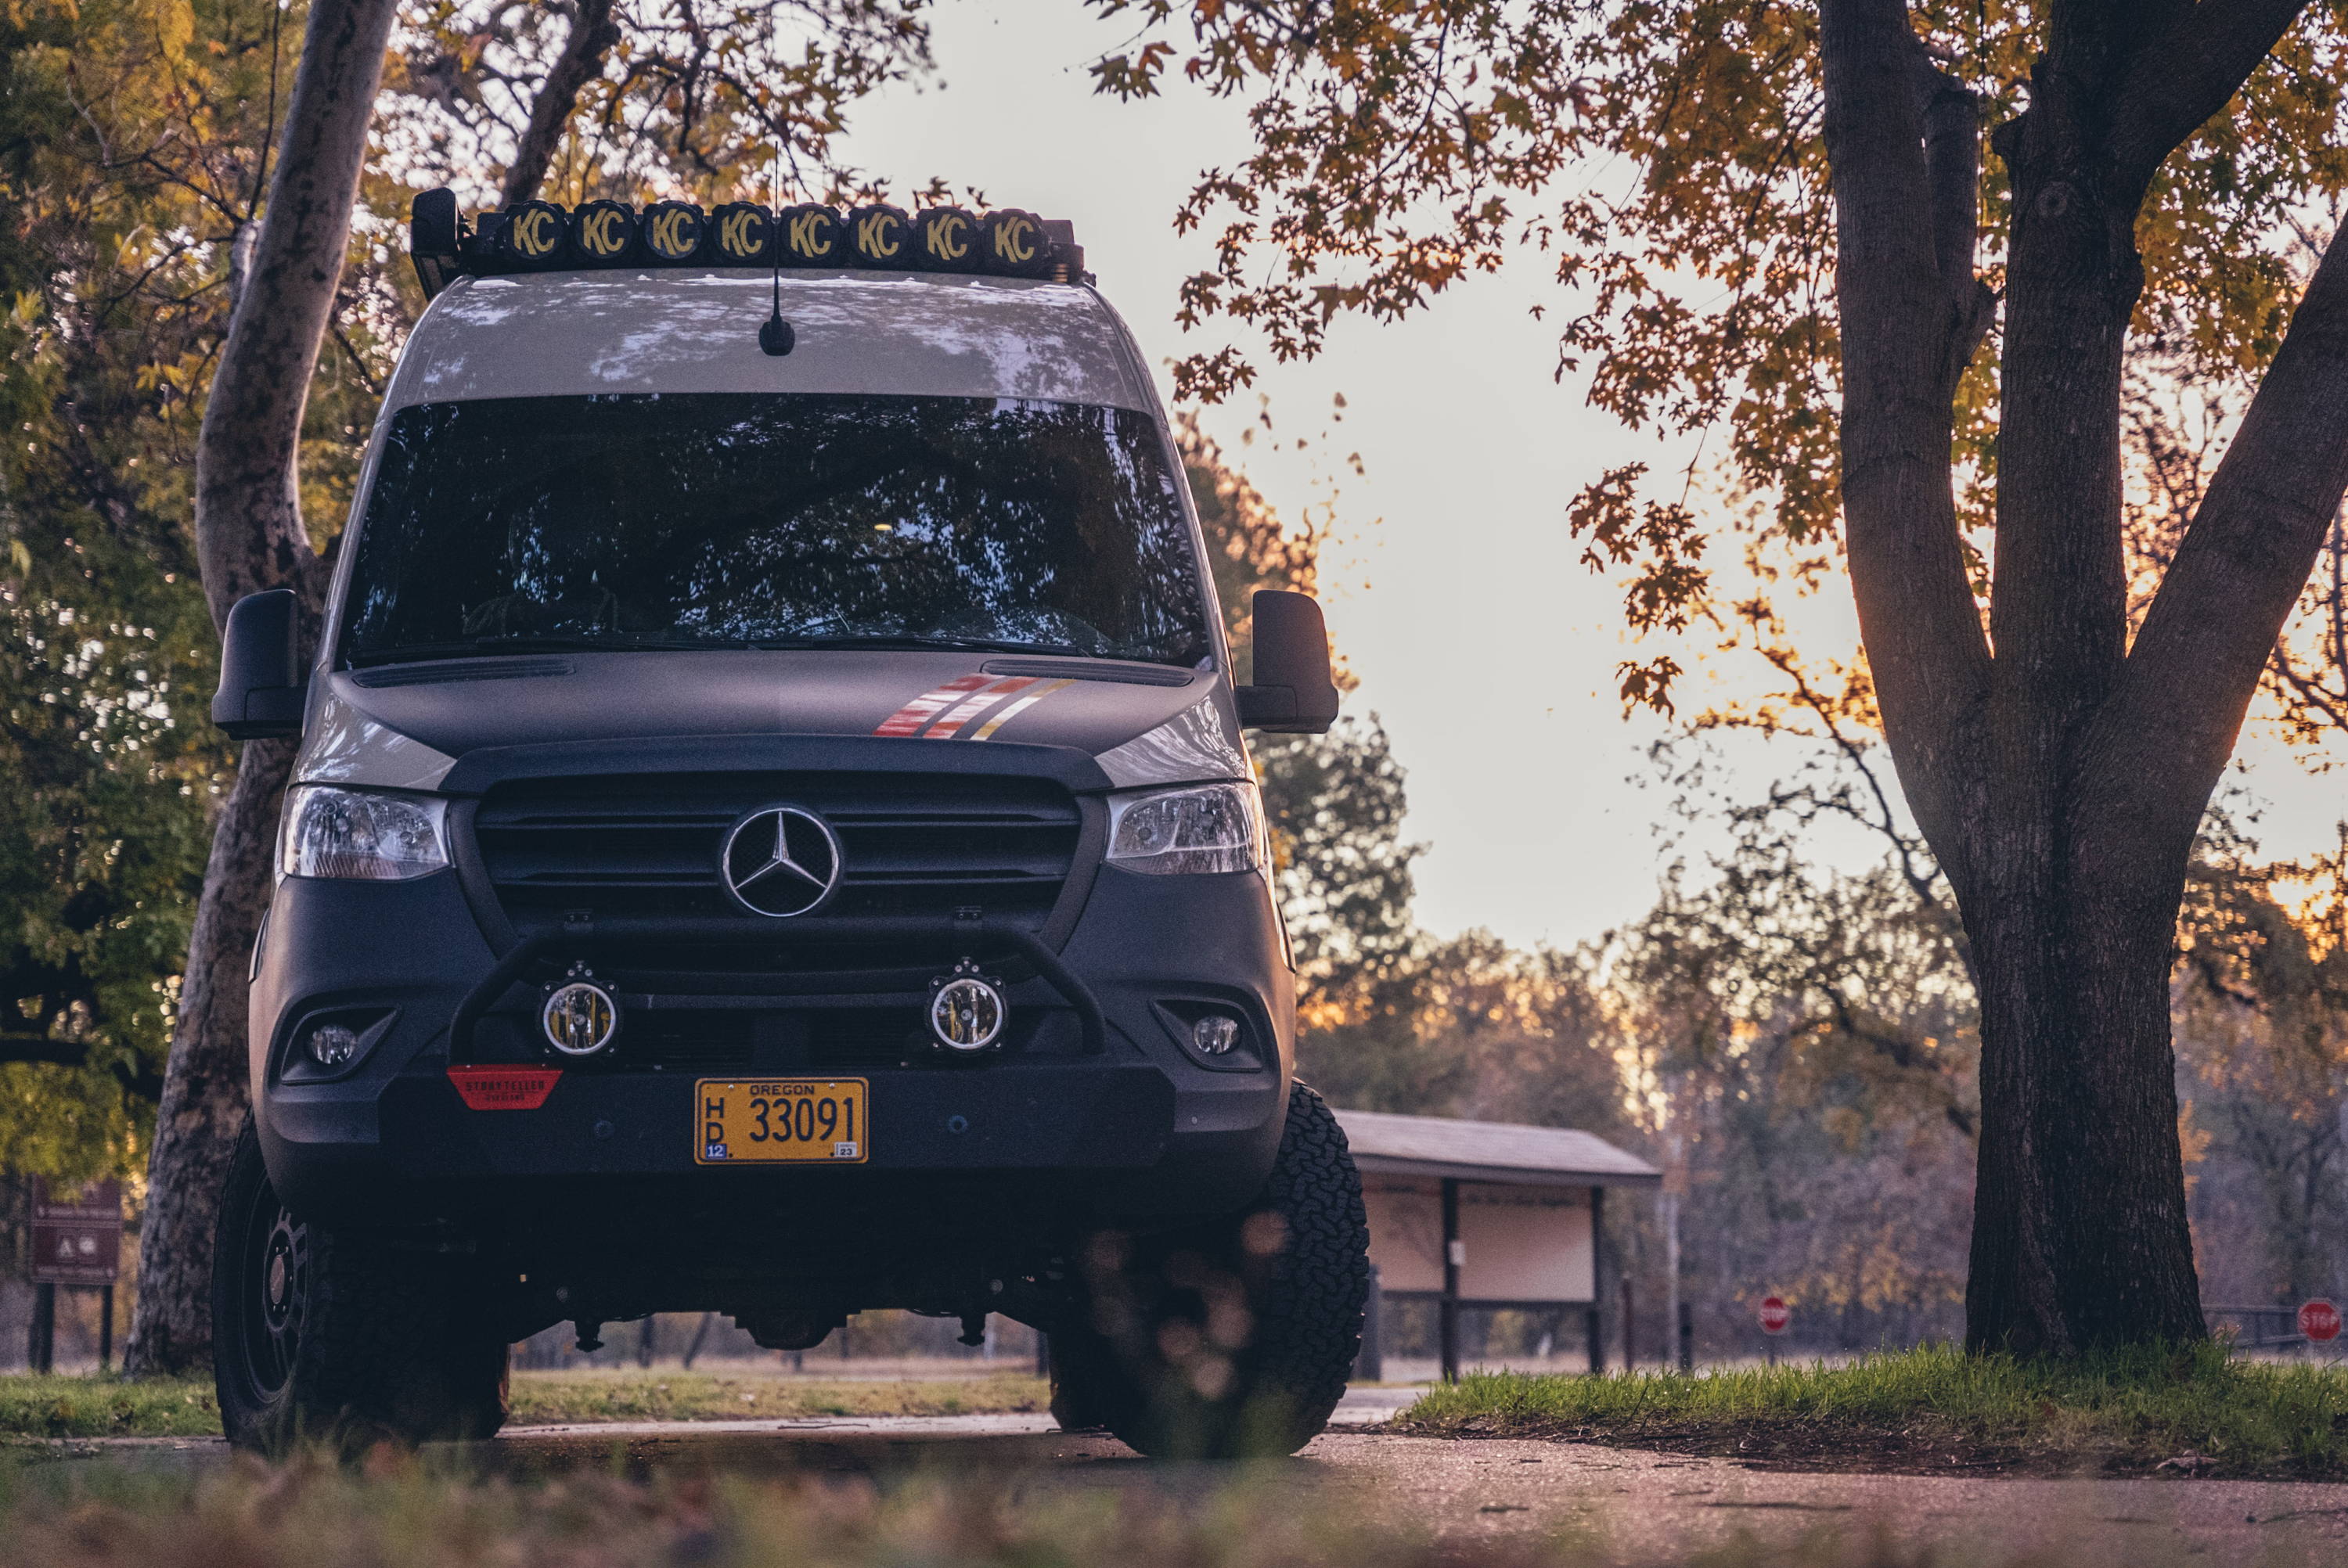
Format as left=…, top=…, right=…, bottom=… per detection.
left=449, top=915, right=1109, bottom=1059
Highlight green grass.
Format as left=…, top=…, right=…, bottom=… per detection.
left=0, top=1377, right=219, bottom=1440
left=1398, top=1341, right=2348, bottom=1478
left=505, top=1368, right=1047, bottom=1425
left=0, top=1369, right=1047, bottom=1440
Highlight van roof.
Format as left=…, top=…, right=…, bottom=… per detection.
left=383, top=269, right=1158, bottom=415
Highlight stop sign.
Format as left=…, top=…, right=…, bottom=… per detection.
left=2301, top=1300, right=2341, bottom=1343
left=1758, top=1295, right=1791, bottom=1336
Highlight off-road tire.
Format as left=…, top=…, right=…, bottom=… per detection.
left=1049, top=1082, right=1370, bottom=1457
left=213, top=1124, right=510, bottom=1455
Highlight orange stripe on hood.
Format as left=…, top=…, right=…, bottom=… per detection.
left=873, top=673, right=992, bottom=736
left=924, top=677, right=1036, bottom=739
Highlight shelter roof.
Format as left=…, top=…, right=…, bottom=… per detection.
left=1334, top=1108, right=1660, bottom=1189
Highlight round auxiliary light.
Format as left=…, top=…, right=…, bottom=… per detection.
left=847, top=203, right=911, bottom=267
left=912, top=207, right=978, bottom=272
left=308, top=1022, right=364, bottom=1067
left=776, top=203, right=844, bottom=265
left=542, top=980, right=620, bottom=1058
left=931, top=975, right=1006, bottom=1052
left=711, top=201, right=773, bottom=265
left=980, top=209, right=1053, bottom=279
left=572, top=199, right=636, bottom=265
left=499, top=200, right=569, bottom=265
left=641, top=200, right=706, bottom=263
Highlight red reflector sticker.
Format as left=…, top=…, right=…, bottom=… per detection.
left=448, top=1066, right=561, bottom=1110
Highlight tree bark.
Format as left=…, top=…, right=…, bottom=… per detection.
left=499, top=0, right=621, bottom=208
left=126, top=0, right=397, bottom=1376
left=1819, top=0, right=2348, bottom=1354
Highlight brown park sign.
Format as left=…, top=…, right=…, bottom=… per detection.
left=31, top=1175, right=122, bottom=1286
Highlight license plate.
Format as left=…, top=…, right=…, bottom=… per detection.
left=693, top=1079, right=868, bottom=1164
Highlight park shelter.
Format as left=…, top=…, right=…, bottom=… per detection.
left=1334, top=1108, right=1662, bottom=1379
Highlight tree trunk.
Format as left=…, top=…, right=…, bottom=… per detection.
left=1951, top=20, right=2206, bottom=1357
left=124, top=743, right=297, bottom=1372
left=126, top=0, right=398, bottom=1376
left=1820, top=0, right=2348, bottom=1354
left=1961, top=820, right=2206, bottom=1353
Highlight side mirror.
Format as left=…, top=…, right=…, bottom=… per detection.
left=1234, top=589, right=1341, bottom=735
left=212, top=588, right=309, bottom=740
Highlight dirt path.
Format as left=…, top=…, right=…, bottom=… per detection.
left=38, top=1397, right=2348, bottom=1564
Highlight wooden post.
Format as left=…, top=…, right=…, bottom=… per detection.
left=1587, top=1185, right=1606, bottom=1375
left=1621, top=1275, right=1636, bottom=1369
left=100, top=1286, right=113, bottom=1372
left=1661, top=1179, right=1681, bottom=1372
left=1678, top=1299, right=1694, bottom=1372
left=29, top=1283, right=56, bottom=1374
left=1439, top=1178, right=1461, bottom=1383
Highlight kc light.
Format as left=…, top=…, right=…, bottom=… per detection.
left=542, top=976, right=620, bottom=1058
left=931, top=962, right=1007, bottom=1052
left=279, top=786, right=449, bottom=881
left=1106, top=782, right=1268, bottom=876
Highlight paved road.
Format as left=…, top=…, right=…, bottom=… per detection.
left=41, top=1390, right=2348, bottom=1563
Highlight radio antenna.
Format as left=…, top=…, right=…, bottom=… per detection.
left=758, top=141, right=795, bottom=356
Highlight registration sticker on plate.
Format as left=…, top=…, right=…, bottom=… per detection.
left=694, top=1079, right=869, bottom=1164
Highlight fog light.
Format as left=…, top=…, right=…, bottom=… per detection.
left=931, top=965, right=1006, bottom=1052
left=1192, top=1015, right=1241, bottom=1056
left=542, top=976, right=619, bottom=1057
left=308, top=1023, right=364, bottom=1066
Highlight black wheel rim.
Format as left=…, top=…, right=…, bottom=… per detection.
left=241, top=1183, right=307, bottom=1399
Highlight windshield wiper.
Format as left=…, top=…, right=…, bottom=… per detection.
left=348, top=632, right=1175, bottom=666
left=346, top=635, right=735, bottom=666
left=747, top=634, right=1097, bottom=656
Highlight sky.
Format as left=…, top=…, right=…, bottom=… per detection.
left=837, top=2, right=2347, bottom=951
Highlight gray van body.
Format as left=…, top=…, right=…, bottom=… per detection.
left=248, top=266, right=1298, bottom=1340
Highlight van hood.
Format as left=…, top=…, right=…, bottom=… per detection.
left=294, top=650, right=1246, bottom=794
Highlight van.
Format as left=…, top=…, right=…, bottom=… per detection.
left=207, top=192, right=1370, bottom=1458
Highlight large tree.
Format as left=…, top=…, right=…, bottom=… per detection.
left=1090, top=0, right=2348, bottom=1350
left=127, top=0, right=404, bottom=1375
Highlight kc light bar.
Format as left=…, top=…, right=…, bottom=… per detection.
left=409, top=187, right=1086, bottom=300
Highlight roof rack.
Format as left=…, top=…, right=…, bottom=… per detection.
left=408, top=188, right=1088, bottom=300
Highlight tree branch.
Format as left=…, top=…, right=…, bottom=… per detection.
left=192, top=0, right=398, bottom=628
left=1817, top=0, right=1993, bottom=896
left=498, top=0, right=621, bottom=207
left=2110, top=0, right=2312, bottom=196
left=1917, top=59, right=1995, bottom=395
left=2092, top=220, right=2348, bottom=846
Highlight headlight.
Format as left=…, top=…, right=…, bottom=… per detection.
left=278, top=785, right=450, bottom=881
left=1106, top=782, right=1267, bottom=876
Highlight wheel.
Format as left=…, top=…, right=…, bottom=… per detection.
left=1050, top=1081, right=1370, bottom=1458
left=212, top=1124, right=510, bottom=1454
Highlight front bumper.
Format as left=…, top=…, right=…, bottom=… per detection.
left=249, top=859, right=1294, bottom=1232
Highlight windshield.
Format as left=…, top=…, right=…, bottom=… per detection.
left=339, top=393, right=1212, bottom=667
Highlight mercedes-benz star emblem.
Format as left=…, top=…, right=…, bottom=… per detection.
left=718, top=805, right=844, bottom=918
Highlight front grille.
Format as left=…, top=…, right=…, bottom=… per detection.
left=804, top=1008, right=931, bottom=1066
left=626, top=1010, right=756, bottom=1070
left=471, top=771, right=1082, bottom=969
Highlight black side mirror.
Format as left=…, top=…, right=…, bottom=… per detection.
left=213, top=588, right=308, bottom=740
left=1234, top=589, right=1341, bottom=735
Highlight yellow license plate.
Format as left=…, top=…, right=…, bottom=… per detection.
left=694, top=1079, right=868, bottom=1164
